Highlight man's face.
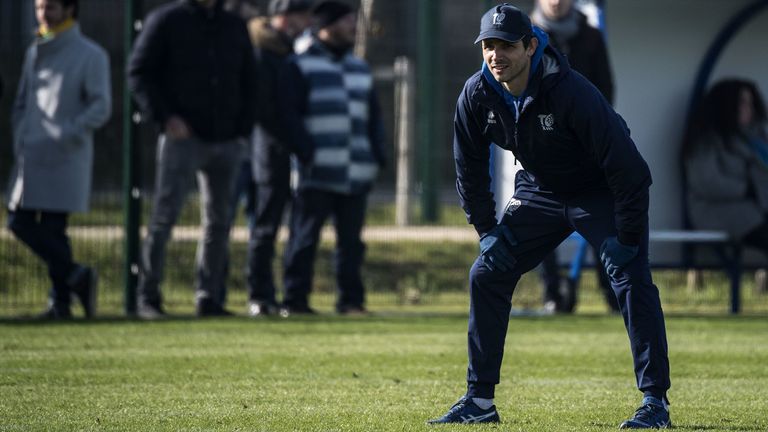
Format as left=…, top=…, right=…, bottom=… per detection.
left=738, top=88, right=755, bottom=128
left=537, top=0, right=573, bottom=20
left=324, top=12, right=357, bottom=47
left=482, top=38, right=536, bottom=85
left=35, top=0, right=73, bottom=28
left=279, top=11, right=312, bottom=39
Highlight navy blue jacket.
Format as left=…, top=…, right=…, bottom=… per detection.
left=128, top=0, right=257, bottom=142
left=454, top=45, right=651, bottom=246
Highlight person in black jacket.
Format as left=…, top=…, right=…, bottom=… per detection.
left=428, top=5, right=671, bottom=429
left=531, top=0, right=617, bottom=314
left=244, top=0, right=314, bottom=317
left=128, top=0, right=258, bottom=319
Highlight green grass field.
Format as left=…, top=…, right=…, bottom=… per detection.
left=1, top=312, right=767, bottom=431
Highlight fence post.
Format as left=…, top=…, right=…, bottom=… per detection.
left=123, top=0, right=142, bottom=316
left=394, top=57, right=415, bottom=226
left=417, top=0, right=440, bottom=222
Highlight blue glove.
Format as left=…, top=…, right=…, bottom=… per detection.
left=599, top=236, right=639, bottom=278
left=479, top=225, right=517, bottom=272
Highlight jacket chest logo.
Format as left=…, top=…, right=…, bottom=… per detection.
left=505, top=198, right=522, bottom=214
left=538, top=114, right=555, bottom=131
left=487, top=111, right=497, bottom=124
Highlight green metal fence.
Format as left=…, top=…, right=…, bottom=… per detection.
left=2, top=0, right=768, bottom=318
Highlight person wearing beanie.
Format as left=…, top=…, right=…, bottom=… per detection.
left=242, top=0, right=314, bottom=317
left=531, top=0, right=618, bottom=315
left=8, top=0, right=109, bottom=320
left=278, top=0, right=386, bottom=316
left=429, top=4, right=671, bottom=429
left=312, top=0, right=353, bottom=31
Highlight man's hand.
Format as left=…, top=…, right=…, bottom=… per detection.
left=599, top=236, right=639, bottom=278
left=479, top=225, right=517, bottom=272
left=164, top=115, right=191, bottom=140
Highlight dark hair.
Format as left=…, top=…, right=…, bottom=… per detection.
left=682, top=78, right=767, bottom=157
left=522, top=34, right=532, bottom=49
left=55, top=0, right=79, bottom=18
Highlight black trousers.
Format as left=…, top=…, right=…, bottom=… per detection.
left=8, top=209, right=76, bottom=309
left=283, top=188, right=368, bottom=311
left=246, top=175, right=290, bottom=304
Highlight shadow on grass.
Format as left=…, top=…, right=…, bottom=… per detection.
left=0, top=310, right=475, bottom=326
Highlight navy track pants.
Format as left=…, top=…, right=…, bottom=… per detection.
left=466, top=171, right=670, bottom=399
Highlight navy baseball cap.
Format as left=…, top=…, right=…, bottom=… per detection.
left=474, top=3, right=533, bottom=44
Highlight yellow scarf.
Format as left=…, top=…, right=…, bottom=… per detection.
left=38, top=18, right=75, bottom=40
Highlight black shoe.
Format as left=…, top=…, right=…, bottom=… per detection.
left=619, top=396, right=671, bottom=429
left=36, top=306, right=73, bottom=321
left=336, top=304, right=368, bottom=315
left=196, top=298, right=234, bottom=317
left=279, top=303, right=317, bottom=318
left=427, top=395, right=500, bottom=424
left=137, top=302, right=167, bottom=320
left=68, top=266, right=98, bottom=318
left=247, top=301, right=278, bottom=317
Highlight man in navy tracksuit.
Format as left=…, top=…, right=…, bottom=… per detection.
left=428, top=4, right=671, bottom=429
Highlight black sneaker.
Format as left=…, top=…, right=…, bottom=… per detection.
left=247, top=301, right=278, bottom=317
left=427, top=395, right=500, bottom=424
left=196, top=298, right=234, bottom=317
left=36, top=306, right=73, bottom=321
left=68, top=266, right=98, bottom=318
left=137, top=302, right=167, bottom=320
left=619, top=396, right=671, bottom=429
left=336, top=304, right=368, bottom=315
left=278, top=304, right=317, bottom=318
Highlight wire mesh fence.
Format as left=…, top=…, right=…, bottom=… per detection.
left=2, top=192, right=768, bottom=318
left=2, top=0, right=768, bottom=318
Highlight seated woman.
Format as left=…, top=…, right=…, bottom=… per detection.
left=683, top=79, right=768, bottom=257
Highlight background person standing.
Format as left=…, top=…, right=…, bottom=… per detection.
left=244, top=0, right=314, bottom=317
left=280, top=0, right=386, bottom=316
left=7, top=0, right=110, bottom=320
left=531, top=0, right=617, bottom=314
left=128, top=0, right=258, bottom=319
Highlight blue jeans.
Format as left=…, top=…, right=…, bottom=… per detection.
left=138, top=135, right=242, bottom=308
left=7, top=209, right=76, bottom=310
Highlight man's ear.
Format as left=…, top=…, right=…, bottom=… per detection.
left=528, top=36, right=539, bottom=56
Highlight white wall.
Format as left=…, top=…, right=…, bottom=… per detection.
left=495, top=0, right=768, bottom=264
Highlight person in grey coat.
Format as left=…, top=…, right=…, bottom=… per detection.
left=684, top=79, right=768, bottom=251
left=7, top=0, right=111, bottom=320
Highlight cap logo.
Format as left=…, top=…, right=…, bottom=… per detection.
left=492, top=12, right=505, bottom=26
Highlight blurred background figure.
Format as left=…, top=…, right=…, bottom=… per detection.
left=7, top=0, right=110, bottom=320
left=684, top=79, right=768, bottom=266
left=531, top=0, right=617, bottom=314
left=215, top=0, right=261, bottom=310
left=280, top=0, right=386, bottom=316
left=245, top=0, right=314, bottom=317
left=128, top=0, right=258, bottom=319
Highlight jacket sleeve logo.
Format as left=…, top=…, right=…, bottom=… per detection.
left=538, top=114, right=555, bottom=131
